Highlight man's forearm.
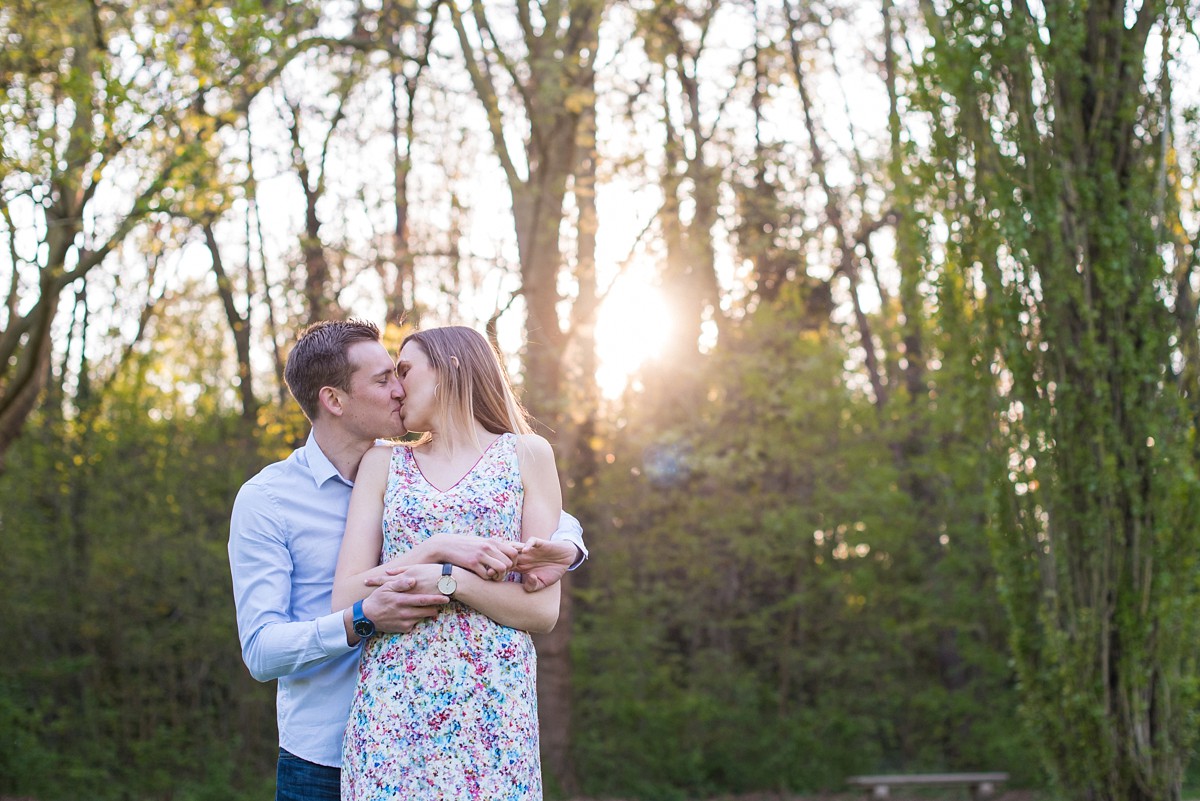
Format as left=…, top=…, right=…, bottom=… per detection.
left=549, top=511, right=588, bottom=568
left=240, top=612, right=356, bottom=682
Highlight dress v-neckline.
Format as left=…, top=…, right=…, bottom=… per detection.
left=408, top=434, right=508, bottom=494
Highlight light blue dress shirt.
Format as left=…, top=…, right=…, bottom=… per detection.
left=228, top=431, right=588, bottom=767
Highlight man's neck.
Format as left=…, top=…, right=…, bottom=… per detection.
left=311, top=423, right=373, bottom=483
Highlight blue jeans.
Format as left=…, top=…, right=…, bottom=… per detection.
left=276, top=748, right=340, bottom=801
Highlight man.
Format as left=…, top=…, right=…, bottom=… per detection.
left=229, top=319, right=586, bottom=801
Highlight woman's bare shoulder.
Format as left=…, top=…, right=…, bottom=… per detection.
left=513, top=433, right=553, bottom=456
left=357, top=442, right=402, bottom=475
left=363, top=442, right=400, bottom=460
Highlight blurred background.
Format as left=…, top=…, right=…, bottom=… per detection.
left=2, top=1, right=1199, bottom=799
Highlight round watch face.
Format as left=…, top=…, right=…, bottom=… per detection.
left=354, top=619, right=375, bottom=638
left=437, top=575, right=457, bottom=596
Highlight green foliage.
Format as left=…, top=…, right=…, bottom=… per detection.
left=572, top=295, right=1039, bottom=798
left=0, top=0, right=322, bottom=461
left=7, top=3, right=1195, bottom=799
left=0, top=355, right=296, bottom=800
left=921, top=3, right=1200, bottom=799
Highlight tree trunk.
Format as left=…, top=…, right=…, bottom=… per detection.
left=784, top=0, right=888, bottom=409
left=0, top=290, right=58, bottom=470
left=565, top=96, right=601, bottom=491
left=203, top=222, right=258, bottom=421
left=511, top=173, right=572, bottom=424
left=389, top=62, right=416, bottom=325
left=510, top=149, right=577, bottom=792
left=447, top=3, right=606, bottom=787
left=923, top=3, right=1200, bottom=798
left=642, top=3, right=726, bottom=390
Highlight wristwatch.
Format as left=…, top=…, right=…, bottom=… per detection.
left=352, top=599, right=376, bottom=639
left=437, top=563, right=457, bottom=597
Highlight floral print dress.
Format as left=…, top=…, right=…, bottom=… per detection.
left=341, top=433, right=542, bottom=800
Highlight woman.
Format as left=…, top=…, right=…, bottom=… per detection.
left=331, top=326, right=562, bottom=801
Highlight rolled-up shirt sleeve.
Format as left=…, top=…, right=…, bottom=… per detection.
left=551, top=510, right=589, bottom=570
left=229, top=483, right=355, bottom=682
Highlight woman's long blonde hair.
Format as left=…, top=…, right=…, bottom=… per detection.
left=401, top=326, right=533, bottom=448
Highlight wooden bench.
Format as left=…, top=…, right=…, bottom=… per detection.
left=847, top=772, right=1009, bottom=800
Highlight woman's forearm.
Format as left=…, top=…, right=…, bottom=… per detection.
left=448, top=567, right=560, bottom=633
left=332, top=557, right=425, bottom=610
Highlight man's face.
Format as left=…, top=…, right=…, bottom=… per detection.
left=338, top=340, right=407, bottom=439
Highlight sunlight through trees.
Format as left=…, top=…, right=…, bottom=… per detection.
left=2, top=1, right=1198, bottom=799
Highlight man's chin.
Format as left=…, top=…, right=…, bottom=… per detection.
left=381, top=423, right=408, bottom=439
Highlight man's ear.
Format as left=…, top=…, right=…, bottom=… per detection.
left=318, top=386, right=344, bottom=418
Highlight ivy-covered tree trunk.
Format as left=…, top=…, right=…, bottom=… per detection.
left=922, top=2, right=1200, bottom=799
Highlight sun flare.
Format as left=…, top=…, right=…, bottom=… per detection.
left=593, top=270, right=674, bottom=399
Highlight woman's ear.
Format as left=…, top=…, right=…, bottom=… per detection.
left=318, top=386, right=344, bottom=418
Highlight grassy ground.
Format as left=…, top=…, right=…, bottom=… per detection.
left=566, top=793, right=1044, bottom=801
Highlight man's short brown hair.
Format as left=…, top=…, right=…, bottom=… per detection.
left=284, top=319, right=382, bottom=422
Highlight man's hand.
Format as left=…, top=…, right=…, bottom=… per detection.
left=382, top=563, right=443, bottom=595
left=512, top=538, right=578, bottom=592
left=361, top=575, right=447, bottom=635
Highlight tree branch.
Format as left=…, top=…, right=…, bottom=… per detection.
left=448, top=3, right=524, bottom=189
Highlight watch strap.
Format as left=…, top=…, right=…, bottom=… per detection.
left=352, top=599, right=376, bottom=638
left=437, top=563, right=458, bottom=596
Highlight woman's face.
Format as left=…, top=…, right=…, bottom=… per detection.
left=396, top=340, right=439, bottom=433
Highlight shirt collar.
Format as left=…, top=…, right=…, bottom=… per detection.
left=302, top=430, right=354, bottom=489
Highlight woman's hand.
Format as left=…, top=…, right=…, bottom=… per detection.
left=365, top=534, right=518, bottom=588
left=425, top=534, right=518, bottom=580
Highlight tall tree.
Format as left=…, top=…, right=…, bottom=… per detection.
left=922, top=2, right=1200, bottom=799
left=639, top=0, right=729, bottom=380
left=447, top=0, right=603, bottom=425
left=782, top=0, right=893, bottom=407
left=278, top=63, right=360, bottom=324
left=202, top=221, right=258, bottom=421
left=369, top=0, right=443, bottom=324
left=447, top=1, right=607, bottom=789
